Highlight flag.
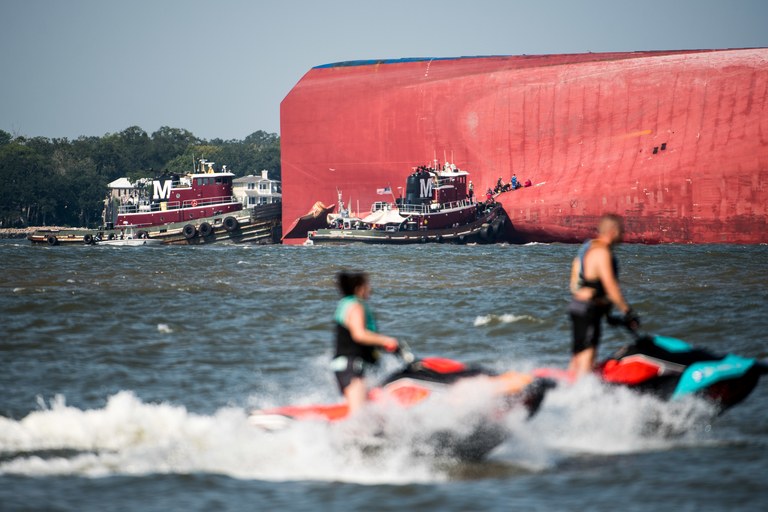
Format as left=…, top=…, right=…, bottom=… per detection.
left=376, top=186, right=392, bottom=195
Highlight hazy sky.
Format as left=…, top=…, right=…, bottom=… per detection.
left=2, top=0, right=766, bottom=141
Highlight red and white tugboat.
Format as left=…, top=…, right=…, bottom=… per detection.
left=28, top=159, right=281, bottom=246
left=308, top=162, right=506, bottom=244
left=103, top=158, right=280, bottom=244
left=111, top=159, right=242, bottom=228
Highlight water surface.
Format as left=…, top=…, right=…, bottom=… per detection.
left=1, top=241, right=767, bottom=511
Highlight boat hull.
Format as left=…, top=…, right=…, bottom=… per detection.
left=116, top=202, right=242, bottom=228
left=27, top=230, right=92, bottom=246
left=97, top=239, right=163, bottom=247
left=281, top=201, right=336, bottom=243
left=28, top=205, right=282, bottom=246
left=308, top=203, right=506, bottom=244
left=281, top=49, right=768, bottom=244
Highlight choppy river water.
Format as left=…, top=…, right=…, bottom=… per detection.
left=1, top=240, right=767, bottom=511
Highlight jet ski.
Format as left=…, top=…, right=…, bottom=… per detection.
left=536, top=322, right=767, bottom=414
left=249, top=347, right=555, bottom=461
left=596, top=333, right=767, bottom=413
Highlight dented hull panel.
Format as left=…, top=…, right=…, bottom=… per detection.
left=281, top=49, right=768, bottom=243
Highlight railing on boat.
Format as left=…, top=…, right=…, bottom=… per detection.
left=371, top=199, right=474, bottom=215
left=118, top=196, right=239, bottom=214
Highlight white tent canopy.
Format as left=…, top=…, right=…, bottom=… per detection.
left=362, top=208, right=409, bottom=225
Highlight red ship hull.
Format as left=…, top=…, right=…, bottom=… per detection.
left=281, top=49, right=768, bottom=244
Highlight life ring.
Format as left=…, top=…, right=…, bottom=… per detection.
left=199, top=222, right=213, bottom=237
left=47, top=235, right=58, bottom=246
left=223, top=216, right=239, bottom=232
left=191, top=200, right=198, bottom=207
left=83, top=234, right=94, bottom=245
left=183, top=224, right=197, bottom=239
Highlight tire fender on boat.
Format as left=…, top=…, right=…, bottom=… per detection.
left=223, top=216, right=239, bottom=232
left=183, top=224, right=198, bottom=239
left=83, top=234, right=94, bottom=245
left=199, top=222, right=213, bottom=237
left=47, top=235, right=58, bottom=246
left=480, top=224, right=490, bottom=240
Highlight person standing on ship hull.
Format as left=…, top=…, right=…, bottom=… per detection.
left=568, top=214, right=640, bottom=377
left=332, top=271, right=399, bottom=414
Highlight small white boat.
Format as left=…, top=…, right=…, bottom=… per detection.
left=96, top=226, right=163, bottom=247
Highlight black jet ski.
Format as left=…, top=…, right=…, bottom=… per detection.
left=536, top=322, right=767, bottom=414
left=596, top=332, right=767, bottom=413
left=250, top=346, right=555, bottom=461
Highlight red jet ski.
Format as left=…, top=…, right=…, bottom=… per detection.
left=249, top=347, right=555, bottom=461
left=536, top=323, right=767, bottom=414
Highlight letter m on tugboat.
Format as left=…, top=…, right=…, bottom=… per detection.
left=152, top=179, right=173, bottom=201
left=419, top=177, right=433, bottom=199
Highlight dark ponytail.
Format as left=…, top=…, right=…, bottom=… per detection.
left=337, top=271, right=368, bottom=296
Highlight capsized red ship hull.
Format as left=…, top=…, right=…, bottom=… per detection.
left=281, top=49, right=768, bottom=244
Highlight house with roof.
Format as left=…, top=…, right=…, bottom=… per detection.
left=233, top=171, right=281, bottom=208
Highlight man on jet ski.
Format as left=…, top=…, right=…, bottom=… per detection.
left=568, top=214, right=640, bottom=377
left=332, top=271, right=399, bottom=414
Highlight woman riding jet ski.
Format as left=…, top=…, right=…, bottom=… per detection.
left=249, top=347, right=555, bottom=461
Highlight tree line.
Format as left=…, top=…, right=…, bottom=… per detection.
left=0, top=126, right=280, bottom=228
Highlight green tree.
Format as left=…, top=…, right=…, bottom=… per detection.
left=0, top=142, right=55, bottom=227
left=0, top=126, right=280, bottom=228
left=0, top=130, right=13, bottom=146
left=151, top=126, right=200, bottom=169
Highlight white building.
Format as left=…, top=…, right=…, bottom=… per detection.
left=107, top=177, right=135, bottom=201
left=233, top=170, right=282, bottom=207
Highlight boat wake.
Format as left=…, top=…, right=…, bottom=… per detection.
left=0, top=374, right=725, bottom=483
left=498, top=375, right=718, bottom=466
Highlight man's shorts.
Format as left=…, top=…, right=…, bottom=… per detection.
left=569, top=299, right=610, bottom=353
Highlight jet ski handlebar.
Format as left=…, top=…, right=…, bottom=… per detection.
left=607, top=312, right=641, bottom=337
left=395, top=340, right=416, bottom=365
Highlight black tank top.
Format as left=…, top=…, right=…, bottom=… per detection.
left=334, top=296, right=378, bottom=364
left=577, top=239, right=619, bottom=300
